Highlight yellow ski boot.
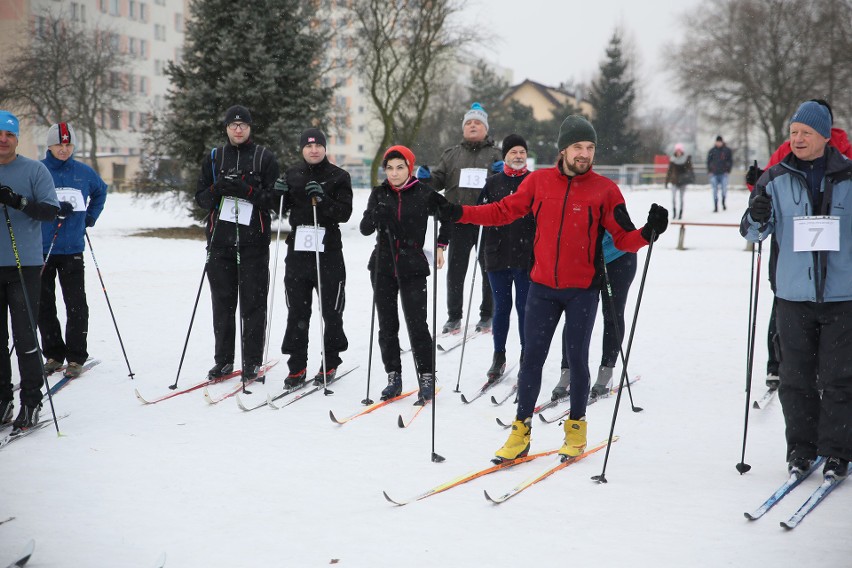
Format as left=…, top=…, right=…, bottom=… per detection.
left=493, top=418, right=532, bottom=463
left=559, top=417, right=587, bottom=460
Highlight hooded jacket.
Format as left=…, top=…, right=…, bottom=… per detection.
left=741, top=146, right=852, bottom=303
left=41, top=151, right=107, bottom=255
left=459, top=163, right=649, bottom=290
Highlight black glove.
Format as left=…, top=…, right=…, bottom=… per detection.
left=746, top=162, right=764, bottom=186
left=0, top=185, right=23, bottom=209
left=641, top=203, right=669, bottom=241
left=431, top=191, right=463, bottom=222
left=58, top=201, right=74, bottom=219
left=273, top=176, right=289, bottom=197
left=373, top=201, right=402, bottom=236
left=750, top=192, right=772, bottom=223
left=219, top=175, right=252, bottom=199
left=306, top=180, right=324, bottom=203
left=85, top=214, right=96, bottom=227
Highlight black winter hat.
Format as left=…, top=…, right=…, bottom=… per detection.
left=502, top=134, right=528, bottom=158
left=300, top=128, right=327, bottom=149
left=223, top=105, right=252, bottom=125
left=557, top=115, right=596, bottom=150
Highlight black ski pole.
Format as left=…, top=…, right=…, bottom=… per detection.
left=362, top=230, right=381, bottom=406
left=431, top=214, right=444, bottom=463
left=592, top=233, right=657, bottom=484
left=2, top=204, right=60, bottom=433
left=84, top=231, right=135, bottom=380
left=170, top=198, right=224, bottom=390
left=737, top=236, right=764, bottom=474
left=454, top=225, right=483, bottom=392
left=600, top=259, right=642, bottom=412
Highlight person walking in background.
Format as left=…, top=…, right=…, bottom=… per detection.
left=418, top=102, right=503, bottom=335
left=39, top=123, right=107, bottom=379
left=360, top=145, right=452, bottom=404
left=195, top=105, right=280, bottom=384
left=0, top=110, right=60, bottom=431
left=439, top=115, right=668, bottom=463
left=745, top=99, right=852, bottom=390
left=707, top=135, right=733, bottom=212
left=741, top=100, right=852, bottom=480
left=279, top=128, right=352, bottom=389
left=479, top=134, right=533, bottom=383
left=665, top=143, right=693, bottom=220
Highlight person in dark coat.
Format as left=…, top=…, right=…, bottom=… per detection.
left=479, top=134, right=533, bottom=383
left=665, top=143, right=693, bottom=220
left=360, top=145, right=452, bottom=404
left=706, top=135, right=733, bottom=212
left=278, top=128, right=353, bottom=389
left=195, top=105, right=280, bottom=383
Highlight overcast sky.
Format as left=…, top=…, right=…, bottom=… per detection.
left=461, top=0, right=705, bottom=110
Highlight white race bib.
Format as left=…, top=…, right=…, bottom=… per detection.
left=459, top=168, right=488, bottom=189
left=793, top=216, right=840, bottom=252
left=55, top=188, right=86, bottom=212
left=294, top=225, right=326, bottom=252
left=218, top=197, right=253, bottom=226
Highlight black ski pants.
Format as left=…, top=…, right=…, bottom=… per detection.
left=776, top=298, right=852, bottom=462
left=281, top=248, right=347, bottom=374
left=372, top=270, right=433, bottom=377
left=39, top=253, right=89, bottom=365
left=446, top=222, right=492, bottom=321
left=0, top=266, right=43, bottom=407
left=206, top=245, right=269, bottom=368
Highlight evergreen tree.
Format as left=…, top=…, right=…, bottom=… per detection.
left=144, top=0, right=332, bottom=205
left=587, top=31, right=640, bottom=165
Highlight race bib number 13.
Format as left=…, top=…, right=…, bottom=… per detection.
left=459, top=168, right=488, bottom=189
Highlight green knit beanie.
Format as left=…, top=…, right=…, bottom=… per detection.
left=557, top=115, right=597, bottom=150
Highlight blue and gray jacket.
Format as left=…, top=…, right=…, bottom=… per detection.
left=740, top=146, right=852, bottom=303
left=41, top=151, right=108, bottom=255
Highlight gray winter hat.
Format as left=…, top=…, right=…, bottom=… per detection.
left=557, top=115, right=597, bottom=150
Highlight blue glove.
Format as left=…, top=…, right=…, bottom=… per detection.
left=58, top=201, right=74, bottom=219
left=306, top=181, right=324, bottom=203
left=85, top=214, right=96, bottom=227
left=491, top=161, right=504, bottom=174
left=415, top=165, right=431, bottom=180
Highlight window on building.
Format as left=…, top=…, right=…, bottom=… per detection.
left=139, top=3, right=147, bottom=22
left=35, top=16, right=47, bottom=37
left=127, top=74, right=135, bottom=93
left=110, top=110, right=121, bottom=130
left=99, top=0, right=107, bottom=13
left=154, top=0, right=165, bottom=5
left=358, top=144, right=364, bottom=152
left=154, top=59, right=163, bottom=76
left=175, top=13, right=184, bottom=32
left=128, top=112, right=136, bottom=130
left=108, top=33, right=120, bottom=52
left=139, top=76, right=148, bottom=95
left=358, top=125, right=365, bottom=133
left=174, top=48, right=184, bottom=64
left=129, top=0, right=137, bottom=19
left=154, top=23, right=166, bottom=41
left=129, top=37, right=137, bottom=56
left=140, top=39, right=147, bottom=57
left=109, top=0, right=119, bottom=16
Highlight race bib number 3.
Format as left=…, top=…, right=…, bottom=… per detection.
left=55, top=188, right=86, bottom=212
left=793, top=216, right=840, bottom=252
left=459, top=168, right=488, bottom=189
left=218, top=197, right=253, bottom=226
left=295, top=225, right=326, bottom=252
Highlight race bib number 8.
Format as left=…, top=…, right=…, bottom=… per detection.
left=294, top=225, right=326, bottom=252
left=459, top=168, right=488, bottom=190
left=218, top=197, right=253, bottom=226
left=793, top=216, right=840, bottom=252
left=55, top=188, right=86, bottom=212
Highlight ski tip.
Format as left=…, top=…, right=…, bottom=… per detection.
left=483, top=489, right=500, bottom=504
left=397, top=415, right=405, bottom=428
left=329, top=410, right=341, bottom=424
left=744, top=512, right=757, bottom=521
left=266, top=395, right=281, bottom=410
left=752, top=401, right=760, bottom=409
left=134, top=389, right=149, bottom=404
left=780, top=520, right=796, bottom=530
left=460, top=393, right=469, bottom=404
left=382, top=490, right=404, bottom=506
left=537, top=413, right=549, bottom=424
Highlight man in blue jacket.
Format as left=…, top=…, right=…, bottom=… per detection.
left=39, top=123, right=107, bottom=379
left=741, top=101, right=852, bottom=480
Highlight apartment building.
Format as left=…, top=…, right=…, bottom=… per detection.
left=0, top=0, right=188, bottom=189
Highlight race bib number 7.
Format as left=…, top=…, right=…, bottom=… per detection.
left=218, top=197, right=253, bottom=225
left=793, top=216, right=840, bottom=252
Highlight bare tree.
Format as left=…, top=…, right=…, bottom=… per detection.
left=0, top=13, right=134, bottom=173
left=671, top=0, right=851, bottom=153
left=350, top=0, right=472, bottom=186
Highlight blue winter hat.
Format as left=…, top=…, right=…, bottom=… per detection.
left=0, top=111, right=20, bottom=136
left=790, top=101, right=831, bottom=139
left=463, top=102, right=489, bottom=131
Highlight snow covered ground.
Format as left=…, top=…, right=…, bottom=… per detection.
left=1, top=184, right=849, bottom=567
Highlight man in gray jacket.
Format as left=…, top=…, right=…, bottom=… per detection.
left=420, top=103, right=503, bottom=334
left=741, top=100, right=852, bottom=480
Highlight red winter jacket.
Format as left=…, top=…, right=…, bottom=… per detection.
left=748, top=127, right=852, bottom=190
left=459, top=163, right=649, bottom=289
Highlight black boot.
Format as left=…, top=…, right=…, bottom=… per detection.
left=487, top=352, right=506, bottom=384
left=381, top=371, right=402, bottom=400
left=12, top=403, right=41, bottom=431
left=417, top=373, right=435, bottom=403
left=284, top=368, right=307, bottom=389
left=207, top=362, right=234, bottom=381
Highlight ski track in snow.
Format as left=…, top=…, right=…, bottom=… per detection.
left=1, top=187, right=849, bottom=567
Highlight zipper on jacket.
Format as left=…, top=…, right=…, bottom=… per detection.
left=553, top=177, right=572, bottom=287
